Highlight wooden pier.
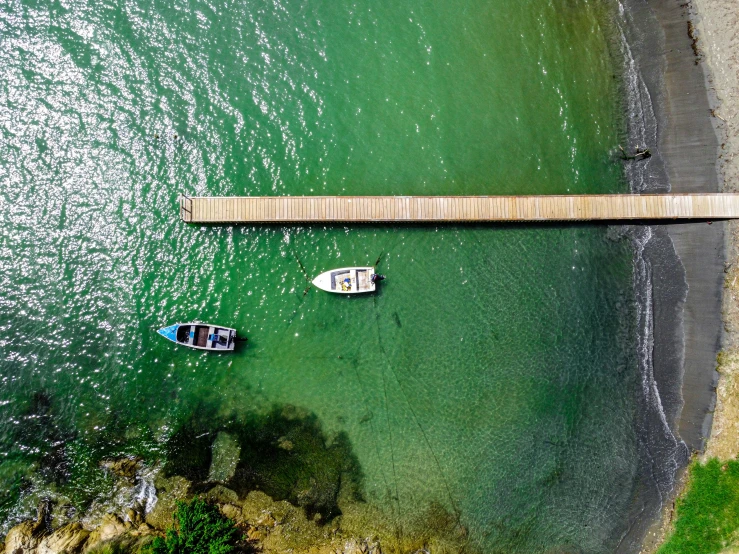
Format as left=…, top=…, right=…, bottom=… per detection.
left=179, top=193, right=739, bottom=224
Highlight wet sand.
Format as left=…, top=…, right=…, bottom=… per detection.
left=649, top=0, right=724, bottom=453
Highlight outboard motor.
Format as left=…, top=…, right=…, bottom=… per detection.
left=371, top=273, right=386, bottom=283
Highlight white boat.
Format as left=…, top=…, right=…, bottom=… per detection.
left=157, top=322, right=237, bottom=351
left=312, top=267, right=384, bottom=294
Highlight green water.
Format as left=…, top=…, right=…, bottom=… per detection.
left=0, top=0, right=645, bottom=550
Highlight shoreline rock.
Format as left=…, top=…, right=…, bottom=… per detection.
left=100, top=457, right=142, bottom=484
left=0, top=479, right=377, bottom=554
left=37, top=524, right=89, bottom=554
left=4, top=503, right=50, bottom=554
left=2, top=409, right=473, bottom=554
left=1, top=470, right=473, bottom=554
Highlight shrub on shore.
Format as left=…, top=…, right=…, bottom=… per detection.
left=659, top=458, right=739, bottom=554
left=144, top=498, right=241, bottom=554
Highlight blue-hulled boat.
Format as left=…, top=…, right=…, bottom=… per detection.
left=157, top=322, right=237, bottom=351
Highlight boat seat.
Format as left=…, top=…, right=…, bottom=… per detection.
left=357, top=270, right=369, bottom=290
left=196, top=327, right=209, bottom=347
left=330, top=270, right=351, bottom=290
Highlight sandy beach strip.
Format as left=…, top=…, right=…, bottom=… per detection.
left=648, top=0, right=725, bottom=454
left=693, top=0, right=739, bottom=462
left=637, top=0, right=739, bottom=551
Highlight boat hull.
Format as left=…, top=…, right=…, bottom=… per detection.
left=157, top=322, right=237, bottom=351
left=312, top=267, right=377, bottom=294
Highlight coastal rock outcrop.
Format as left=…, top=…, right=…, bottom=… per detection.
left=36, top=523, right=89, bottom=554
left=4, top=521, right=46, bottom=554
left=85, top=513, right=129, bottom=546
left=1, top=480, right=475, bottom=554
left=219, top=503, right=242, bottom=522
left=144, top=474, right=191, bottom=530
left=340, top=539, right=383, bottom=554
left=4, top=502, right=50, bottom=554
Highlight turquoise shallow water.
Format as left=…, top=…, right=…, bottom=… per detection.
left=0, top=0, right=647, bottom=550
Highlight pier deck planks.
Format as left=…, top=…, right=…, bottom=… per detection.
left=179, top=194, right=739, bottom=224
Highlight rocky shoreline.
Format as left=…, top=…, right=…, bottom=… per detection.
left=0, top=406, right=473, bottom=554
left=0, top=457, right=386, bottom=554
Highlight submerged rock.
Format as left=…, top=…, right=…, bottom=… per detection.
left=208, top=432, right=240, bottom=483
left=49, top=502, right=76, bottom=531
left=239, top=490, right=343, bottom=552
left=100, top=457, right=141, bottom=484
left=224, top=406, right=362, bottom=521
left=1, top=403, right=476, bottom=554
left=203, top=485, right=239, bottom=505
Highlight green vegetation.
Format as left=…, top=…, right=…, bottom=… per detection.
left=659, top=458, right=739, bottom=554
left=145, top=499, right=241, bottom=554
